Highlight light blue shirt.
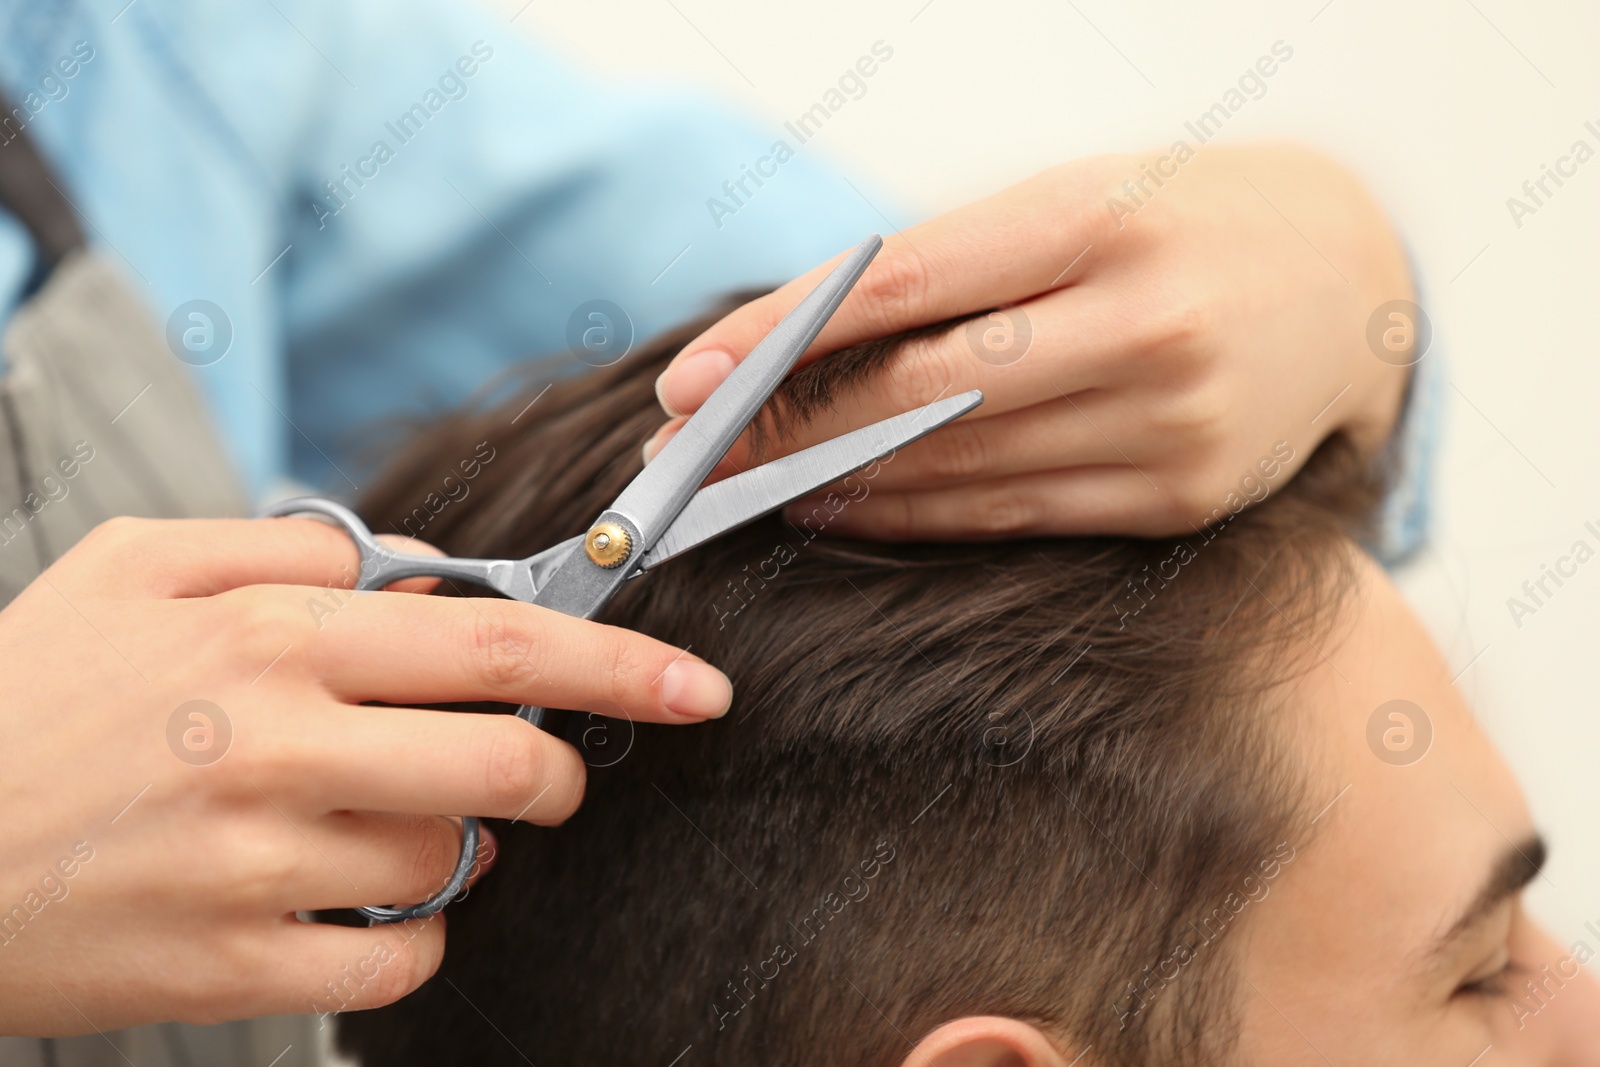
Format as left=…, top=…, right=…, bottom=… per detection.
left=0, top=0, right=890, bottom=495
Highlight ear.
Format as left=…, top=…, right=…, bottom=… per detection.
left=902, top=1016, right=1076, bottom=1067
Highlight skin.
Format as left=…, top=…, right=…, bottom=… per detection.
left=0, top=517, right=732, bottom=1034
left=897, top=555, right=1600, bottom=1066
left=1236, top=553, right=1600, bottom=1065
left=648, top=143, right=1417, bottom=539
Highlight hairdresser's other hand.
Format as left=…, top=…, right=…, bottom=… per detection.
left=649, top=143, right=1416, bottom=538
left=0, top=516, right=731, bottom=1035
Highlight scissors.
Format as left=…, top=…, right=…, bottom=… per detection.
left=261, top=235, right=983, bottom=923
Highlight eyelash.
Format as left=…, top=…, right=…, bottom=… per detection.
left=1458, top=959, right=1527, bottom=1000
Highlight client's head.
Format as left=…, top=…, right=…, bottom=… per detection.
left=339, top=307, right=1598, bottom=1066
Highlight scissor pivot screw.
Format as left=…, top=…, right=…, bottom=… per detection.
left=584, top=522, right=632, bottom=568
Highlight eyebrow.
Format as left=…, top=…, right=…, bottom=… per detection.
left=1428, top=833, right=1547, bottom=963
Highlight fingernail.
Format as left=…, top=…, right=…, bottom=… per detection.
left=661, top=659, right=733, bottom=719
left=657, top=349, right=735, bottom=416
left=641, top=428, right=666, bottom=466
left=475, top=824, right=499, bottom=874
left=654, top=370, right=683, bottom=418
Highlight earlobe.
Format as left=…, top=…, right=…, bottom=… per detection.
left=904, top=1016, right=1076, bottom=1067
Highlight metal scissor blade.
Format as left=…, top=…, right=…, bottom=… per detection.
left=604, top=234, right=883, bottom=551
left=639, top=389, right=984, bottom=570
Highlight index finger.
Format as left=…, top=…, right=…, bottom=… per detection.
left=298, top=590, right=734, bottom=724
left=656, top=164, right=1116, bottom=415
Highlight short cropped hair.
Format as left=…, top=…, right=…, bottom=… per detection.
left=339, top=301, right=1382, bottom=1067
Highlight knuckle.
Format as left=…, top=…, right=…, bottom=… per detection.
left=206, top=821, right=304, bottom=907
left=1175, top=386, right=1232, bottom=443
left=366, top=932, right=439, bottom=1008
left=65, top=515, right=160, bottom=571
left=920, top=422, right=988, bottom=481
left=544, top=759, right=586, bottom=823
left=225, top=728, right=290, bottom=787
left=1146, top=300, right=1211, bottom=352
left=1149, top=380, right=1231, bottom=450
left=855, top=250, right=931, bottom=332
left=81, top=514, right=154, bottom=551
left=879, top=494, right=917, bottom=539
left=893, top=337, right=962, bottom=408
left=407, top=818, right=464, bottom=897
left=602, top=633, right=654, bottom=710
left=482, top=721, right=548, bottom=812
left=1082, top=188, right=1127, bottom=247
left=1165, top=483, right=1210, bottom=527
left=467, top=609, right=542, bottom=692
left=213, top=586, right=308, bottom=663
left=972, top=490, right=1039, bottom=536
left=1074, top=170, right=1130, bottom=245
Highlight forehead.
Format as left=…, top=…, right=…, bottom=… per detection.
left=1237, top=553, right=1531, bottom=1030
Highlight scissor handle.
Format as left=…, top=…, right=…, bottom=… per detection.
left=260, top=496, right=527, bottom=596
left=259, top=495, right=495, bottom=923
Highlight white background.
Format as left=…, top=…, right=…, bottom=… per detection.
left=498, top=0, right=1600, bottom=949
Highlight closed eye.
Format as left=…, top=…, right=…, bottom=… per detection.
left=1456, top=957, right=1523, bottom=1000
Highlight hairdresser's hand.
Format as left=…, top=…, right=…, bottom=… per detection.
left=650, top=143, right=1416, bottom=538
left=0, top=517, right=731, bottom=1035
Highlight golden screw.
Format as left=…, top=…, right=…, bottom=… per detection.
left=584, top=521, right=632, bottom=568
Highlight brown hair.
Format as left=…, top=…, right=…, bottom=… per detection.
left=338, top=302, right=1382, bottom=1067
